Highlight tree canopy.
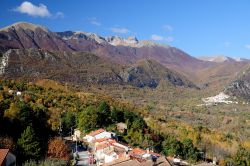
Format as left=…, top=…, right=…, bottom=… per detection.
left=17, top=126, right=41, bottom=161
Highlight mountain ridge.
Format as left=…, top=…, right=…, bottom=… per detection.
left=0, top=22, right=209, bottom=78
left=0, top=48, right=197, bottom=89
left=1, top=22, right=250, bottom=91
left=198, top=55, right=250, bottom=63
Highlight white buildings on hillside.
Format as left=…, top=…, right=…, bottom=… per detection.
left=84, top=129, right=115, bottom=143
left=201, top=92, right=235, bottom=106
left=73, top=128, right=170, bottom=166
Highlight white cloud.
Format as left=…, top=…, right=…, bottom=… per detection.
left=245, top=44, right=250, bottom=49
left=89, top=17, right=101, bottom=26
left=110, top=27, right=129, bottom=34
left=151, top=34, right=174, bottom=42
left=14, top=1, right=51, bottom=17
left=163, top=25, right=173, bottom=32
left=14, top=1, right=64, bottom=19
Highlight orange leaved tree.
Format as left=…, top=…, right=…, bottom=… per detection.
left=47, top=137, right=71, bottom=161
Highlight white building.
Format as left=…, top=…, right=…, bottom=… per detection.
left=104, top=150, right=118, bottom=164
left=16, top=91, right=22, bottom=96
left=73, top=129, right=82, bottom=141
left=84, top=129, right=115, bottom=143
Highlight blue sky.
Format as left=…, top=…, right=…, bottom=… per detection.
left=1, top=0, right=250, bottom=58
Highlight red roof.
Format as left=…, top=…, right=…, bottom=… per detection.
left=131, top=148, right=146, bottom=155
left=96, top=143, right=110, bottom=150
left=0, top=149, right=9, bottom=165
left=108, top=139, right=117, bottom=144
left=88, top=129, right=105, bottom=137
left=94, top=138, right=109, bottom=143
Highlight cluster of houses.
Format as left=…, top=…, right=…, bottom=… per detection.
left=73, top=127, right=171, bottom=166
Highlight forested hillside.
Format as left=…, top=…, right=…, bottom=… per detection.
left=0, top=80, right=249, bottom=165
left=0, top=80, right=202, bottom=164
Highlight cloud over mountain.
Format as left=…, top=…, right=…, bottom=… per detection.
left=13, top=1, right=64, bottom=19
left=14, top=1, right=51, bottom=17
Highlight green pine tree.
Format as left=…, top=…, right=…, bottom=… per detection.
left=17, top=126, right=41, bottom=161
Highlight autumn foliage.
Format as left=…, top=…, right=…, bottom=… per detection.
left=0, top=136, right=15, bottom=151
left=47, top=138, right=71, bottom=160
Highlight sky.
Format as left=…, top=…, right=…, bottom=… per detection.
left=1, top=0, right=250, bottom=58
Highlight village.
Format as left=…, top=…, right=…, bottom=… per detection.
left=69, top=125, right=217, bottom=166
left=71, top=126, right=173, bottom=166
left=0, top=85, right=220, bottom=166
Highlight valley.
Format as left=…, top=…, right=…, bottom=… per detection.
left=0, top=22, right=250, bottom=165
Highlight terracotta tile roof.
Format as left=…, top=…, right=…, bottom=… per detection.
left=108, top=139, right=116, bottom=144
left=130, top=148, right=161, bottom=157
left=166, top=156, right=173, bottom=161
left=96, top=143, right=110, bottom=151
left=104, top=149, right=116, bottom=156
left=0, top=149, right=9, bottom=165
left=88, top=128, right=105, bottom=137
left=103, top=157, right=140, bottom=166
left=112, top=144, right=128, bottom=153
left=118, top=153, right=126, bottom=158
left=94, top=138, right=109, bottom=143
left=141, top=156, right=171, bottom=166
left=131, top=148, right=146, bottom=155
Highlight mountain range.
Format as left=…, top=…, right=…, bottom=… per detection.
left=198, top=55, right=250, bottom=63
left=1, top=22, right=250, bottom=97
left=1, top=22, right=250, bottom=160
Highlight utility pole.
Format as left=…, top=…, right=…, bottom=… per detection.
left=75, top=137, right=78, bottom=153
left=59, top=118, right=63, bottom=138
left=71, top=127, right=73, bottom=141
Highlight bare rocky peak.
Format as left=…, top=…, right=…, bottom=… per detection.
left=198, top=55, right=236, bottom=63
left=1, top=22, right=159, bottom=48
left=59, top=30, right=168, bottom=48
left=106, top=36, right=139, bottom=46
left=65, top=31, right=107, bottom=44
left=234, top=58, right=250, bottom=62
left=1, top=22, right=49, bottom=32
left=0, top=22, right=72, bottom=52
left=104, top=36, right=169, bottom=48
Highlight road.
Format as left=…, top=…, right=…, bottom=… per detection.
left=76, top=150, right=89, bottom=166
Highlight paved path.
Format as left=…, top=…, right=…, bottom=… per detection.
left=76, top=151, right=89, bottom=166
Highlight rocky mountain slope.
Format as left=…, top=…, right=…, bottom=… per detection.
left=198, top=56, right=236, bottom=63
left=57, top=30, right=209, bottom=75
left=0, top=22, right=249, bottom=161
left=0, top=22, right=73, bottom=52
left=0, top=48, right=196, bottom=88
left=225, top=65, right=250, bottom=99
left=0, top=49, right=121, bottom=85
left=0, top=22, right=209, bottom=76
left=198, top=55, right=250, bottom=63
left=119, top=59, right=197, bottom=88
left=0, top=22, right=250, bottom=90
